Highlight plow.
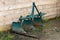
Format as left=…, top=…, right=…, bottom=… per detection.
left=11, top=2, right=46, bottom=39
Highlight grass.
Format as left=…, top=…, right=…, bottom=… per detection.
left=0, top=32, right=16, bottom=40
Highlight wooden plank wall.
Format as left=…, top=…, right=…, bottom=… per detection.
left=0, top=0, right=60, bottom=31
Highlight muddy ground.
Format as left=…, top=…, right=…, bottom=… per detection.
left=0, top=17, right=60, bottom=40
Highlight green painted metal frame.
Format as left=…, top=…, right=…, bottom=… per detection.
left=32, top=2, right=43, bottom=26
left=12, top=2, right=45, bottom=33
left=12, top=22, right=22, bottom=31
left=19, top=2, right=45, bottom=22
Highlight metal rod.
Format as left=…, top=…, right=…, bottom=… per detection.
left=11, top=30, right=39, bottom=39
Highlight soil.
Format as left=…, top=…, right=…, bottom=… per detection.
left=0, top=18, right=60, bottom=40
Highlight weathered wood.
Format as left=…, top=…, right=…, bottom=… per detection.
left=0, top=0, right=60, bottom=31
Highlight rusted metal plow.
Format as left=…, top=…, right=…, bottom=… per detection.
left=11, top=2, right=46, bottom=39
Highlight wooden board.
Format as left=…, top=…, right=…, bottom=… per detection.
left=0, top=0, right=60, bottom=31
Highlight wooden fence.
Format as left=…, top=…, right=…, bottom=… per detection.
left=0, top=0, right=60, bottom=31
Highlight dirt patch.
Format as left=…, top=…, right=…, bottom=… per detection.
left=0, top=17, right=60, bottom=40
